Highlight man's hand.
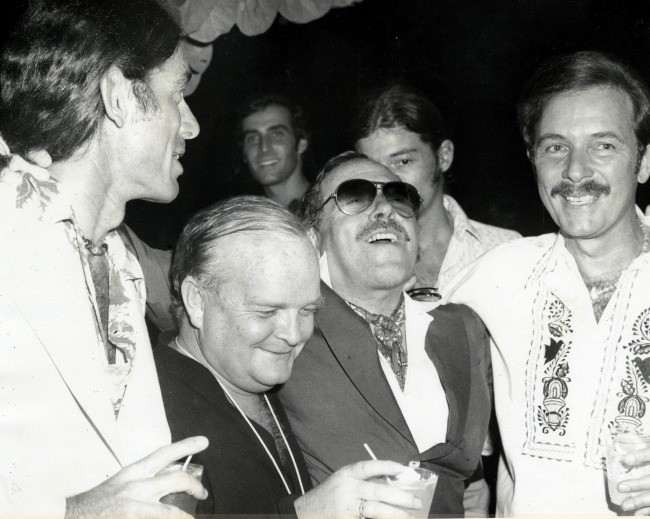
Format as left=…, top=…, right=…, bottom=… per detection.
left=617, top=447, right=650, bottom=515
left=294, top=460, right=422, bottom=519
left=65, top=436, right=209, bottom=519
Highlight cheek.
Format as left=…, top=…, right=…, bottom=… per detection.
left=243, top=146, right=257, bottom=162
left=534, top=163, right=557, bottom=189
left=278, top=141, right=296, bottom=160
left=299, top=315, right=315, bottom=341
left=242, top=319, right=277, bottom=344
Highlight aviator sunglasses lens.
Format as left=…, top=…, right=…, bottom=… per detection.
left=335, top=179, right=420, bottom=217
left=336, top=179, right=377, bottom=214
left=383, top=182, right=420, bottom=217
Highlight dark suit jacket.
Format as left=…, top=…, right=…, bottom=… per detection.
left=154, top=344, right=313, bottom=516
left=278, top=283, right=491, bottom=517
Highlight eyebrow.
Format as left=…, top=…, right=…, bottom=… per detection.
left=535, top=133, right=566, bottom=145
left=245, top=296, right=325, bottom=310
left=536, top=131, right=625, bottom=146
left=242, top=124, right=291, bottom=137
left=389, top=148, right=418, bottom=157
left=590, top=131, right=625, bottom=142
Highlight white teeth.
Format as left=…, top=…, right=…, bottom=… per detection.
left=369, top=232, right=398, bottom=243
left=564, top=195, right=596, bottom=206
left=173, top=153, right=180, bottom=160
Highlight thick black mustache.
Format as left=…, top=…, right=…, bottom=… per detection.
left=550, top=179, right=611, bottom=198
left=356, top=220, right=410, bottom=242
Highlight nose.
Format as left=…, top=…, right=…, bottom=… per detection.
left=180, top=99, right=200, bottom=140
left=276, top=310, right=303, bottom=347
left=563, top=148, right=592, bottom=183
left=369, top=187, right=396, bottom=221
left=260, top=133, right=271, bottom=153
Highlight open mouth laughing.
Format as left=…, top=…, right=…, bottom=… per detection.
left=563, top=194, right=598, bottom=206
left=368, top=231, right=399, bottom=243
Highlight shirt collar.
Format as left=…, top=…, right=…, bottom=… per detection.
left=18, top=174, right=75, bottom=225
left=443, top=194, right=481, bottom=242
left=20, top=175, right=143, bottom=282
left=526, top=205, right=650, bottom=287
left=319, top=251, right=332, bottom=287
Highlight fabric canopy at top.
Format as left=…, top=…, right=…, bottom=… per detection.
left=167, top=0, right=363, bottom=95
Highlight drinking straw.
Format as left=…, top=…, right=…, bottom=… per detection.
left=363, top=443, right=378, bottom=460
left=181, top=454, right=193, bottom=471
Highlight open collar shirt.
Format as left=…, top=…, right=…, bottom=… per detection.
left=13, top=174, right=146, bottom=415
left=446, top=207, right=650, bottom=515
left=437, top=195, right=521, bottom=294
left=320, top=253, right=449, bottom=452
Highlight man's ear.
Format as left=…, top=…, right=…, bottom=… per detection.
left=181, top=276, right=205, bottom=329
left=436, top=139, right=454, bottom=173
left=100, top=65, right=133, bottom=129
left=638, top=144, right=650, bottom=185
left=298, top=138, right=309, bottom=156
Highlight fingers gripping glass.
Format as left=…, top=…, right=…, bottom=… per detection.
left=319, top=179, right=422, bottom=218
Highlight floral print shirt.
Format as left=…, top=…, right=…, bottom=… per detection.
left=14, top=174, right=145, bottom=416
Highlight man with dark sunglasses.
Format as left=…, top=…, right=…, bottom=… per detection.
left=278, top=151, right=492, bottom=517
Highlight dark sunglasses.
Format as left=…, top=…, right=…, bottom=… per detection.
left=318, top=179, right=422, bottom=218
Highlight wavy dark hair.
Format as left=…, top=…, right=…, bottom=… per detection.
left=0, top=0, right=183, bottom=162
left=517, top=50, right=650, bottom=154
left=350, top=83, right=449, bottom=160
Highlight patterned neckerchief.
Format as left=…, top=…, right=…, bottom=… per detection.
left=347, top=294, right=407, bottom=390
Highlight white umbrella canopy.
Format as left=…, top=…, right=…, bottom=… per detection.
left=167, top=0, right=363, bottom=95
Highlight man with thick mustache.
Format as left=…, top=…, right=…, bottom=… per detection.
left=278, top=151, right=492, bottom=517
left=445, top=51, right=650, bottom=515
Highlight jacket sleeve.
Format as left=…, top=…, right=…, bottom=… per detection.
left=0, top=475, right=67, bottom=517
left=117, top=223, right=176, bottom=333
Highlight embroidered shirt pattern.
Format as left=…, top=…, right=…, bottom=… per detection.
left=524, top=291, right=575, bottom=459
left=609, top=307, right=650, bottom=437
left=519, top=243, right=650, bottom=467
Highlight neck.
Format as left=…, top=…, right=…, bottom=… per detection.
left=411, top=194, right=454, bottom=286
left=177, top=325, right=261, bottom=406
left=565, top=210, right=646, bottom=283
left=417, top=193, right=454, bottom=247
left=337, top=285, right=404, bottom=316
left=49, top=156, right=125, bottom=244
left=264, top=168, right=310, bottom=208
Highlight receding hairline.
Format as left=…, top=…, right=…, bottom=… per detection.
left=322, top=157, right=396, bottom=185
left=202, top=230, right=317, bottom=287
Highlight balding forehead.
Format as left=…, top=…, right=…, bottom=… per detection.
left=215, top=231, right=314, bottom=265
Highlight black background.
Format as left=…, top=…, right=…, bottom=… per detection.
left=4, top=0, right=650, bottom=249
